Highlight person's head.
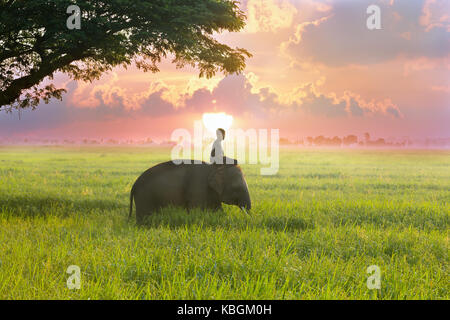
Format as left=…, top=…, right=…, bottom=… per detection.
left=216, top=128, right=225, bottom=140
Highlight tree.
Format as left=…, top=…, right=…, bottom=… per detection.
left=313, top=135, right=325, bottom=146
left=331, top=136, right=342, bottom=146
left=0, top=0, right=251, bottom=110
left=343, top=134, right=358, bottom=145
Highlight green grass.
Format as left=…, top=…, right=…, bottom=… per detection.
left=0, top=146, right=448, bottom=299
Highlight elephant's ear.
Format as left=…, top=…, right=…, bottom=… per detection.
left=208, top=166, right=225, bottom=196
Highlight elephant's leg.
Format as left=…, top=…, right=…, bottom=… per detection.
left=184, top=191, right=203, bottom=212
left=206, top=202, right=223, bottom=212
left=206, top=197, right=223, bottom=212
left=188, top=199, right=211, bottom=212
left=135, top=200, right=154, bottom=225
left=135, top=207, right=146, bottom=225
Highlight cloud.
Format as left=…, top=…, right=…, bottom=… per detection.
left=402, top=56, right=449, bottom=75
left=183, top=74, right=401, bottom=119
left=243, top=0, right=298, bottom=33
left=288, top=83, right=403, bottom=118
left=420, top=0, right=450, bottom=32
left=431, top=85, right=450, bottom=92
left=282, top=0, right=450, bottom=67
left=0, top=72, right=403, bottom=138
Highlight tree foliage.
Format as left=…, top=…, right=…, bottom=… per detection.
left=0, top=0, right=251, bottom=110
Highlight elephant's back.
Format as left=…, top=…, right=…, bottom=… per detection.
left=132, top=160, right=210, bottom=206
left=133, top=160, right=209, bottom=190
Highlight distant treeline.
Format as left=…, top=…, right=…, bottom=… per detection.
left=281, top=133, right=450, bottom=148
left=2, top=133, right=449, bottom=147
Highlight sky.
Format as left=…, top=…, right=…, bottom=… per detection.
left=1, top=0, right=449, bottom=141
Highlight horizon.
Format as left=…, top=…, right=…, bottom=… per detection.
left=2, top=132, right=449, bottom=149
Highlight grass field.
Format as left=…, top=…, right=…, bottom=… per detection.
left=0, top=146, right=448, bottom=299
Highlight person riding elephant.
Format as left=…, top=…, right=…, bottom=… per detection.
left=210, top=128, right=225, bottom=164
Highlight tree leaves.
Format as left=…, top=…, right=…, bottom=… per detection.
left=0, top=0, right=251, bottom=110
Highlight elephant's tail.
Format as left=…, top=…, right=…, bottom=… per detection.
left=128, top=184, right=135, bottom=220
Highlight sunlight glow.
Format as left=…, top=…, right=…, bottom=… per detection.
left=202, top=112, right=233, bottom=134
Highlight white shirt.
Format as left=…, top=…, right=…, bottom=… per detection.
left=210, top=139, right=224, bottom=163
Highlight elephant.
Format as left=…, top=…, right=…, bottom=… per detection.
left=128, top=158, right=251, bottom=223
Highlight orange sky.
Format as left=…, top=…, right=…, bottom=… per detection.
left=1, top=0, right=449, bottom=141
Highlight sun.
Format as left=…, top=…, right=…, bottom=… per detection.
left=202, top=112, right=233, bottom=134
